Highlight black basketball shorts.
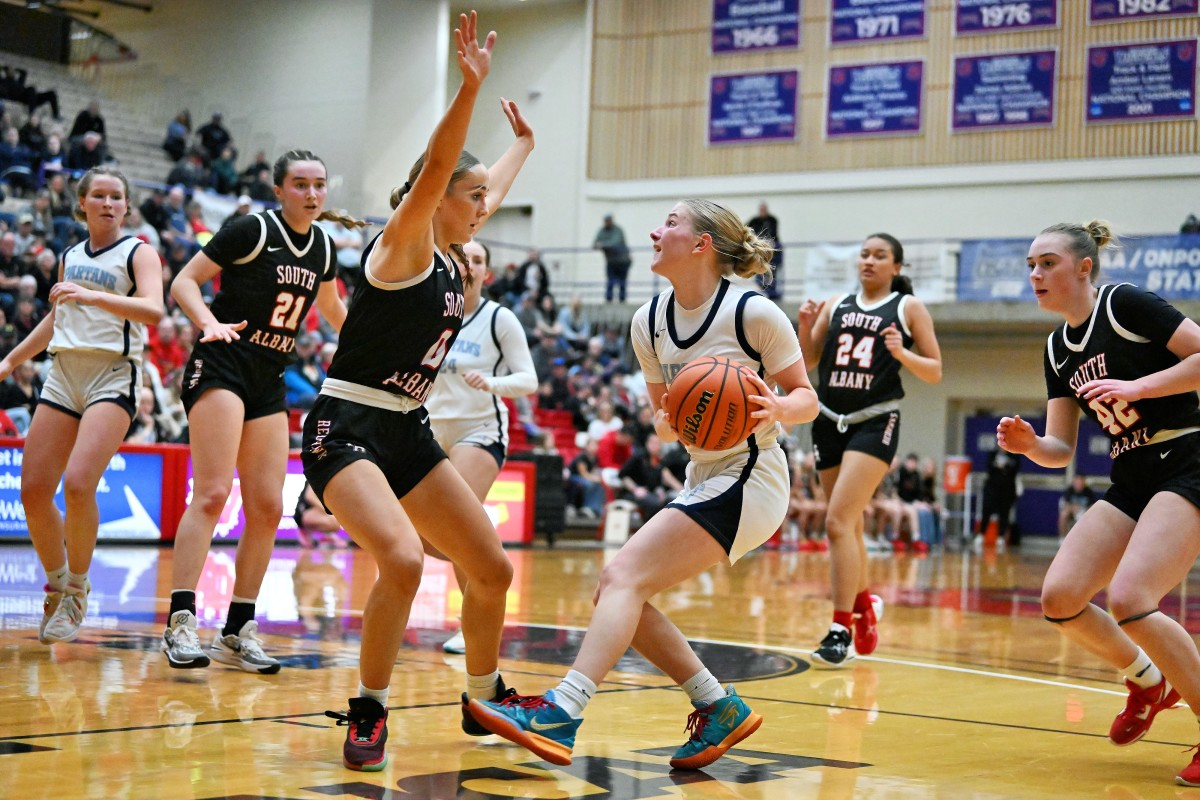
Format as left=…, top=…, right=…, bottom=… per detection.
left=301, top=394, right=448, bottom=510
left=811, top=410, right=901, bottom=471
left=180, top=341, right=287, bottom=421
left=1103, top=431, right=1200, bottom=520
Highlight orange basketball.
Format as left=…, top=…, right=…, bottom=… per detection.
left=665, top=356, right=758, bottom=451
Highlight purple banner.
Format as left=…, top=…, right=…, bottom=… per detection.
left=709, top=70, right=799, bottom=145
left=712, top=0, right=801, bottom=53
left=955, top=0, right=1059, bottom=34
left=1086, top=40, right=1197, bottom=123
left=831, top=0, right=926, bottom=44
left=1090, top=0, right=1198, bottom=23
left=953, top=50, right=1056, bottom=131
left=826, top=60, right=923, bottom=137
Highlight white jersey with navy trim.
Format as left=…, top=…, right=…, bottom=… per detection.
left=427, top=298, right=534, bottom=439
left=49, top=235, right=145, bottom=358
left=630, top=278, right=803, bottom=461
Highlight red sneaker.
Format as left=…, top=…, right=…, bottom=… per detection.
left=327, top=697, right=389, bottom=771
left=853, top=595, right=884, bottom=656
left=1177, top=745, right=1200, bottom=786
left=1109, top=678, right=1180, bottom=746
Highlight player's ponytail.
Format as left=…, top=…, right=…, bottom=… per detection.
left=890, top=274, right=914, bottom=296
left=1041, top=220, right=1119, bottom=284
left=317, top=209, right=369, bottom=229
left=680, top=198, right=774, bottom=284
left=864, top=232, right=912, bottom=295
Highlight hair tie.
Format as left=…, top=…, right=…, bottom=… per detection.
left=403, top=181, right=412, bottom=193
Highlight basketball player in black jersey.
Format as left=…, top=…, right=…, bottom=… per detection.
left=998, top=221, right=1200, bottom=787
left=797, top=234, right=942, bottom=668
left=302, top=13, right=515, bottom=772
left=163, top=150, right=364, bottom=673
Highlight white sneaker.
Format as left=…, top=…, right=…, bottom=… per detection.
left=42, top=583, right=89, bottom=643
left=442, top=628, right=466, bottom=655
left=162, top=610, right=210, bottom=669
left=210, top=620, right=281, bottom=674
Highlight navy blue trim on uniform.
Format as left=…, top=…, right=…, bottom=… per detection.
left=666, top=437, right=761, bottom=554
left=647, top=293, right=661, bottom=359
left=126, top=359, right=138, bottom=404
left=87, top=395, right=137, bottom=419
left=39, top=398, right=82, bottom=420
left=489, top=303, right=506, bottom=446
left=83, top=234, right=133, bottom=260
left=122, top=320, right=131, bottom=356
left=733, top=292, right=764, bottom=376
left=462, top=298, right=489, bottom=330
left=667, top=279, right=730, bottom=349
left=124, top=240, right=140, bottom=285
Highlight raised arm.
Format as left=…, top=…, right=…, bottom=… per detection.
left=481, top=98, right=534, bottom=220
left=372, top=12, right=495, bottom=283
left=796, top=297, right=832, bottom=372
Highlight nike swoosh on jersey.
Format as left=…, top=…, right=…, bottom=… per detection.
left=267, top=245, right=283, bottom=252
left=1161, top=450, right=1171, bottom=459
left=1054, top=358, right=1069, bottom=370
left=530, top=719, right=573, bottom=731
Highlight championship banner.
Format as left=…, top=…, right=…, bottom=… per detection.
left=712, top=0, right=801, bottom=54
left=959, top=233, right=1200, bottom=301
left=952, top=50, right=1057, bottom=131
left=802, top=241, right=955, bottom=303
left=709, top=70, right=799, bottom=145
left=955, top=0, right=1059, bottom=34
left=826, top=60, right=923, bottom=137
left=831, top=0, right=926, bottom=44
left=1086, top=40, right=1197, bottom=123
left=1089, top=0, right=1198, bottom=23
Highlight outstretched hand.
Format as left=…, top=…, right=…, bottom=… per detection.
left=797, top=298, right=825, bottom=331
left=454, top=11, right=496, bottom=90
left=996, top=415, right=1036, bottom=454
left=500, top=97, right=533, bottom=142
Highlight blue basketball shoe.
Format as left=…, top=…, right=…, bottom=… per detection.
left=670, top=686, right=763, bottom=770
left=464, top=689, right=581, bottom=765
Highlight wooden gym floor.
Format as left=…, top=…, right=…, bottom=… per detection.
left=1, top=541, right=1199, bottom=799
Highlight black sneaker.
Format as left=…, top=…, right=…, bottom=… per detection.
left=460, top=675, right=517, bottom=736
left=810, top=627, right=856, bottom=669
left=326, top=697, right=388, bottom=771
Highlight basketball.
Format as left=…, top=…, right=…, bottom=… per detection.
left=665, top=356, right=758, bottom=451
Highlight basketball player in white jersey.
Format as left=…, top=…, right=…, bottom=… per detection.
left=467, top=198, right=818, bottom=770
left=0, top=167, right=163, bottom=643
left=428, top=237, right=537, bottom=656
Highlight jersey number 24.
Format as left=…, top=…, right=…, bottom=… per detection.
left=834, top=334, right=874, bottom=369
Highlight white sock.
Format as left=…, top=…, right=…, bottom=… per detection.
left=466, top=670, right=500, bottom=701
left=231, top=594, right=256, bottom=604
left=1121, top=648, right=1162, bottom=689
left=46, top=565, right=68, bottom=591
left=66, top=570, right=88, bottom=591
left=552, top=670, right=597, bottom=719
left=358, top=682, right=389, bottom=707
left=682, top=669, right=726, bottom=709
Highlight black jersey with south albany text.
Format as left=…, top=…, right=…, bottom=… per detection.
left=817, top=291, right=914, bottom=414
left=202, top=209, right=335, bottom=364
left=1045, top=283, right=1200, bottom=460
left=324, top=235, right=464, bottom=403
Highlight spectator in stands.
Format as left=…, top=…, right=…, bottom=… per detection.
left=3, top=67, right=60, bottom=120
left=222, top=194, right=253, bottom=230
left=29, top=248, right=55, bottom=306
left=28, top=190, right=53, bottom=236
left=66, top=131, right=104, bottom=174
left=138, top=186, right=170, bottom=234
left=126, top=386, right=167, bottom=444
left=68, top=100, right=106, bottom=142
left=284, top=333, right=326, bottom=410
left=557, top=293, right=591, bottom=352
left=617, top=433, right=681, bottom=521
left=245, top=166, right=274, bottom=202
left=1059, top=474, right=1096, bottom=538
left=747, top=202, right=782, bottom=299
left=513, top=290, right=540, bottom=344
left=0, top=322, right=16, bottom=359
left=317, top=208, right=366, bottom=276
left=38, top=133, right=64, bottom=184
left=162, top=185, right=190, bottom=241
left=895, top=452, right=928, bottom=551
left=0, top=359, right=41, bottom=434
left=12, top=297, right=42, bottom=341
left=517, top=247, right=551, bottom=303
left=185, top=201, right=212, bottom=242
left=0, top=232, right=19, bottom=311
left=1182, top=214, right=1200, bottom=235
left=196, top=113, right=232, bottom=163
left=978, top=447, right=1021, bottom=548
left=163, top=110, right=192, bottom=162
left=19, top=113, right=46, bottom=164
left=596, top=421, right=634, bottom=487
left=535, top=293, right=562, bottom=339
left=165, top=237, right=195, bottom=278
left=166, top=150, right=207, bottom=190
left=13, top=214, right=37, bottom=257
left=567, top=437, right=606, bottom=519
left=532, top=331, right=570, bottom=381
left=147, top=315, right=188, bottom=386
left=593, top=213, right=631, bottom=302
left=210, top=146, right=238, bottom=195
left=488, top=260, right=521, bottom=306
left=587, top=400, right=623, bottom=442
left=0, top=126, right=36, bottom=197
left=537, top=359, right=576, bottom=412
left=787, top=452, right=827, bottom=550
left=44, top=171, right=71, bottom=217
left=238, top=150, right=270, bottom=192
left=120, top=205, right=161, bottom=249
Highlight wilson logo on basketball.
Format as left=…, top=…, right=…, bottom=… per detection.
left=665, top=355, right=756, bottom=451
left=681, top=390, right=713, bottom=444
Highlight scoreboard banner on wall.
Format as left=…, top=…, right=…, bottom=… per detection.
left=831, top=0, right=926, bottom=44
left=1089, top=0, right=1198, bottom=23
left=959, top=233, right=1200, bottom=301
left=955, top=0, right=1060, bottom=34
left=708, top=70, right=799, bottom=145
left=711, top=0, right=801, bottom=54
left=1086, top=40, right=1197, bottom=123
left=952, top=50, right=1057, bottom=131
left=826, top=60, right=923, bottom=137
